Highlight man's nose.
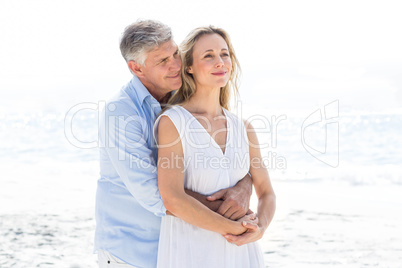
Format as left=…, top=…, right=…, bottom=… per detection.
left=170, top=58, right=181, bottom=71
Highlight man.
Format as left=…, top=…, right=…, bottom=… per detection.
left=95, top=20, right=253, bottom=268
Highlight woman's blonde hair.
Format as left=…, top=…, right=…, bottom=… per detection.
left=167, top=26, right=241, bottom=110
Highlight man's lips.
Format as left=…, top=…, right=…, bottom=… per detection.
left=167, top=73, right=180, bottom=79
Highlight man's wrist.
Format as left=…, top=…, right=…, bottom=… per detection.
left=237, top=173, right=252, bottom=195
left=185, top=189, right=223, bottom=212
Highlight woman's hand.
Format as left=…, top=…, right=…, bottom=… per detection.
left=223, top=220, right=265, bottom=246
left=225, top=213, right=259, bottom=236
left=237, top=213, right=258, bottom=227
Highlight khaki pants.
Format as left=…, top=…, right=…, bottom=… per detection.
left=98, top=250, right=138, bottom=268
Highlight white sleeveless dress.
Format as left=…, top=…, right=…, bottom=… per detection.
left=153, top=105, right=265, bottom=268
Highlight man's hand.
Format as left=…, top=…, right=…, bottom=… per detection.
left=185, top=189, right=223, bottom=212
left=207, top=173, right=252, bottom=220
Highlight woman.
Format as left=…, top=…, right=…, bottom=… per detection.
left=154, top=26, right=276, bottom=267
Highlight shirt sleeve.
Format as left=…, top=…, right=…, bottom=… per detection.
left=101, top=104, right=166, bottom=216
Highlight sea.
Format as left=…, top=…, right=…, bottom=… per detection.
left=1, top=97, right=402, bottom=267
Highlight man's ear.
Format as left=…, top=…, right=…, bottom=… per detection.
left=128, top=61, right=143, bottom=77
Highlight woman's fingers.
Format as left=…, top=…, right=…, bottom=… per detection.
left=242, top=221, right=258, bottom=230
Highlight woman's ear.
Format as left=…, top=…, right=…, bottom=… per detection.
left=187, top=66, right=193, bottom=74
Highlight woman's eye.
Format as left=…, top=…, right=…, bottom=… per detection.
left=222, top=53, right=230, bottom=57
left=204, top=54, right=213, bottom=58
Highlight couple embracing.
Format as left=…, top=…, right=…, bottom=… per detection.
left=95, top=20, right=276, bottom=268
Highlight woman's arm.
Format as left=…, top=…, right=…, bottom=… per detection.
left=157, top=115, right=247, bottom=236
left=224, top=120, right=276, bottom=245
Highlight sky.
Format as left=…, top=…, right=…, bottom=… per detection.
left=1, top=0, right=402, bottom=114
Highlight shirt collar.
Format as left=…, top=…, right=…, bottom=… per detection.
left=129, top=75, right=156, bottom=106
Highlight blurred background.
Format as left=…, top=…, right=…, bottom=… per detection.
left=1, top=0, right=401, bottom=267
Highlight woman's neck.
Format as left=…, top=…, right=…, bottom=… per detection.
left=184, top=85, right=223, bottom=117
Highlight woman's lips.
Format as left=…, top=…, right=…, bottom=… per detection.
left=211, top=71, right=226, bottom=76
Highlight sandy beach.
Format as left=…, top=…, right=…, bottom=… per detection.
left=1, top=109, right=401, bottom=267
left=2, top=174, right=401, bottom=267
left=262, top=180, right=402, bottom=267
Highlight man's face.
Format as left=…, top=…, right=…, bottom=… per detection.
left=139, top=40, right=182, bottom=100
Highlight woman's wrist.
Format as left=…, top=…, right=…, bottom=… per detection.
left=222, top=219, right=243, bottom=235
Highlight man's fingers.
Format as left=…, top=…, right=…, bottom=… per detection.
left=207, top=189, right=227, bottom=201
left=217, top=204, right=229, bottom=216
left=230, top=210, right=246, bottom=221
left=216, top=199, right=234, bottom=215
left=223, top=207, right=237, bottom=219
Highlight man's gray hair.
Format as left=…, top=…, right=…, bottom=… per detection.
left=120, top=20, right=172, bottom=66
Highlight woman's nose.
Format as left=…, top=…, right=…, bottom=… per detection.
left=215, top=57, right=224, bottom=67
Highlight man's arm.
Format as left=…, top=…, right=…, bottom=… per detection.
left=102, top=105, right=166, bottom=216
left=186, top=173, right=253, bottom=220
left=185, top=189, right=223, bottom=212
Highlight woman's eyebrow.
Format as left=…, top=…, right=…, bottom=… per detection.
left=202, top=48, right=228, bottom=53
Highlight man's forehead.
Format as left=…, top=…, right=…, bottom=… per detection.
left=149, top=40, right=177, bottom=59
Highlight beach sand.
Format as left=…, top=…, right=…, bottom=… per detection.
left=262, top=180, right=402, bottom=267
left=1, top=177, right=401, bottom=267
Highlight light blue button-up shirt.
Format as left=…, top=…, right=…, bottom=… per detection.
left=95, top=76, right=166, bottom=268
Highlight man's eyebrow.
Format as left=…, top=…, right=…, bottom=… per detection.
left=155, top=50, right=179, bottom=64
left=159, top=56, right=169, bottom=62
left=154, top=55, right=169, bottom=64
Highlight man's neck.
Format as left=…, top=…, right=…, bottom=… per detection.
left=158, top=93, right=171, bottom=105
left=137, top=76, right=169, bottom=104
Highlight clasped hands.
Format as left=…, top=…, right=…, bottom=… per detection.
left=207, top=187, right=264, bottom=246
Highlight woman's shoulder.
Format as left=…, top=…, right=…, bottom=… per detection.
left=154, top=105, right=188, bottom=140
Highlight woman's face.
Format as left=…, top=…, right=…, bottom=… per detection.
left=188, top=33, right=232, bottom=90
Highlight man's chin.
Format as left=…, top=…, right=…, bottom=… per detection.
left=171, top=81, right=182, bottom=90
